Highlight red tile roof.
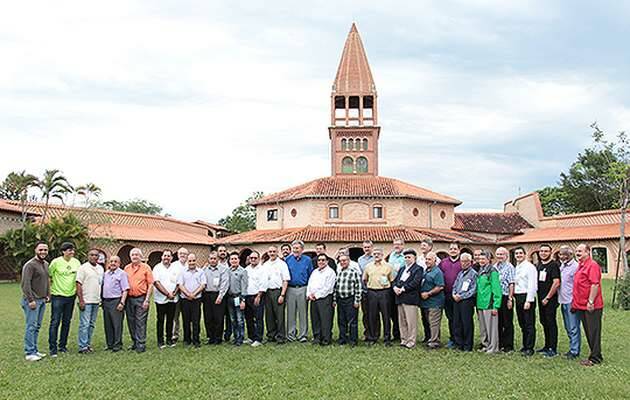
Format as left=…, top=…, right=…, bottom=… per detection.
left=541, top=209, right=626, bottom=227
left=251, top=176, right=462, bottom=206
left=500, top=223, right=630, bottom=244
left=219, top=225, right=489, bottom=245
left=334, top=23, right=375, bottom=95
left=90, top=224, right=215, bottom=245
left=0, top=199, right=24, bottom=214
left=192, top=220, right=231, bottom=232
left=453, top=212, right=532, bottom=234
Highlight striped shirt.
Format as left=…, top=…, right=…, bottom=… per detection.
left=333, top=266, right=362, bottom=305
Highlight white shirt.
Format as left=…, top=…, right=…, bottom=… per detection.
left=307, top=267, right=336, bottom=300
left=262, top=258, right=290, bottom=289
left=76, top=262, right=104, bottom=304
left=245, top=264, right=268, bottom=296
left=153, top=262, right=183, bottom=304
left=514, top=260, right=538, bottom=302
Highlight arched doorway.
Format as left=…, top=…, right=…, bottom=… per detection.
left=348, top=247, right=363, bottom=262
left=239, top=248, right=253, bottom=267
left=148, top=251, right=163, bottom=268
left=117, top=245, right=134, bottom=267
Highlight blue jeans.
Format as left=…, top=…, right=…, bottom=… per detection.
left=245, top=295, right=265, bottom=342
left=561, top=303, right=581, bottom=356
left=21, top=298, right=46, bottom=355
left=227, top=297, right=245, bottom=344
left=49, top=295, right=75, bottom=353
left=78, top=303, right=99, bottom=350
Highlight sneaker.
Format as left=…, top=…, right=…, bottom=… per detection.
left=446, top=341, right=455, bottom=349
left=522, top=349, right=534, bottom=357
left=244, top=338, right=253, bottom=345
left=544, top=349, right=558, bottom=358
left=36, top=352, right=47, bottom=358
left=251, top=341, right=263, bottom=347
left=565, top=352, right=579, bottom=360
left=298, top=337, right=308, bottom=343
left=25, top=354, right=42, bottom=362
left=169, top=342, right=177, bottom=348
left=159, top=344, right=167, bottom=350
left=78, top=348, right=90, bottom=354
left=50, top=353, right=58, bottom=358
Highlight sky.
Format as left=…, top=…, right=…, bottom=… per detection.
left=2, top=1, right=630, bottom=222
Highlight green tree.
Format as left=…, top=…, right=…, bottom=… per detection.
left=0, top=171, right=39, bottom=228
left=537, top=186, right=570, bottom=216
left=39, top=169, right=72, bottom=222
left=218, top=191, right=264, bottom=233
left=75, top=182, right=102, bottom=207
left=100, top=198, right=163, bottom=215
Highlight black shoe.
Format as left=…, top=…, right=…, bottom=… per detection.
left=194, top=343, right=201, bottom=348
left=320, top=341, right=330, bottom=346
left=565, top=352, right=579, bottom=360
left=366, top=341, right=375, bottom=346
left=522, top=349, right=534, bottom=357
left=384, top=341, right=393, bottom=347
left=59, top=348, right=68, bottom=354
left=276, top=340, right=286, bottom=345
left=312, top=340, right=320, bottom=346
left=337, top=340, right=347, bottom=346
left=135, top=347, right=146, bottom=353
left=127, top=345, right=137, bottom=351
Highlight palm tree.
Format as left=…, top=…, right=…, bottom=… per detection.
left=75, top=182, right=102, bottom=207
left=6, top=171, right=40, bottom=227
left=38, top=169, right=72, bottom=222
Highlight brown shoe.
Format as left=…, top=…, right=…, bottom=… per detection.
left=580, top=359, right=595, bottom=367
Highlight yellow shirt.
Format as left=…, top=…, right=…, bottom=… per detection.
left=363, top=261, right=394, bottom=289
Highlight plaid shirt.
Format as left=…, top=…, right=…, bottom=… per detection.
left=333, top=266, right=361, bottom=305
left=496, top=261, right=515, bottom=296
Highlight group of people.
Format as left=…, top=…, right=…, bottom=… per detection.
left=20, top=238, right=604, bottom=367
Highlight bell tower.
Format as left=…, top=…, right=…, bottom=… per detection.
left=329, top=23, right=380, bottom=176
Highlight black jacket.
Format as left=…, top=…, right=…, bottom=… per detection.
left=393, top=263, right=423, bottom=306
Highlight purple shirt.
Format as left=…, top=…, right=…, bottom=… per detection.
left=102, top=268, right=130, bottom=299
left=559, top=259, right=578, bottom=304
left=439, top=257, right=462, bottom=293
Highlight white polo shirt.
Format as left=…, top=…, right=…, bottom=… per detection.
left=262, top=258, right=290, bottom=290
left=153, top=262, right=182, bottom=304
left=245, top=264, right=268, bottom=296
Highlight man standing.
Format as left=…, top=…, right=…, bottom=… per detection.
left=202, top=251, right=229, bottom=345
left=387, top=238, right=405, bottom=341
left=418, top=238, right=438, bottom=269
left=280, top=243, right=291, bottom=260
left=419, top=252, right=445, bottom=349
left=262, top=245, right=290, bottom=344
left=153, top=250, right=179, bottom=348
left=573, top=244, right=604, bottom=366
left=170, top=247, right=188, bottom=344
left=101, top=256, right=129, bottom=352
left=21, top=242, right=49, bottom=361
left=495, top=247, right=515, bottom=353
left=451, top=253, right=477, bottom=352
left=333, top=254, right=361, bottom=346
left=48, top=241, right=80, bottom=357
left=472, top=249, right=483, bottom=272
left=307, top=254, right=337, bottom=346
left=124, top=247, right=154, bottom=353
left=244, top=251, right=267, bottom=347
left=536, top=244, right=561, bottom=357
left=513, top=247, right=537, bottom=356
left=363, top=248, right=395, bottom=346
left=476, top=251, right=502, bottom=354
left=392, top=249, right=423, bottom=349
left=313, top=243, right=337, bottom=272
left=76, top=249, right=104, bottom=353
left=177, top=254, right=206, bottom=348
left=226, top=252, right=247, bottom=346
left=285, top=240, right=313, bottom=343
left=558, top=245, right=580, bottom=359
left=216, top=245, right=233, bottom=343
left=439, top=242, right=462, bottom=349
left=357, top=240, right=374, bottom=341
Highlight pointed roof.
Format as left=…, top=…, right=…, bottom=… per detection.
left=333, top=23, right=376, bottom=95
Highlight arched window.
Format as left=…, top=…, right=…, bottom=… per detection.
left=348, top=138, right=354, bottom=151
left=341, top=138, right=347, bottom=151
left=342, top=156, right=354, bottom=173
left=355, top=139, right=361, bottom=151
left=362, top=138, right=368, bottom=151
left=356, top=156, right=368, bottom=173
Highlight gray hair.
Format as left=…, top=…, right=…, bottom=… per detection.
left=478, top=250, right=492, bottom=259
left=461, top=253, right=472, bottom=261
left=291, top=240, right=305, bottom=248
left=420, top=238, right=434, bottom=247
left=559, top=245, right=573, bottom=256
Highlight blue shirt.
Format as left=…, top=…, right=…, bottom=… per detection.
left=358, top=254, right=374, bottom=293
left=388, top=251, right=405, bottom=275
left=420, top=266, right=445, bottom=309
left=286, top=254, right=313, bottom=286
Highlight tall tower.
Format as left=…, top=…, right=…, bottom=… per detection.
left=329, top=23, right=380, bottom=176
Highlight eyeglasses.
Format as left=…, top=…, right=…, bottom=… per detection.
left=318, top=259, right=327, bottom=262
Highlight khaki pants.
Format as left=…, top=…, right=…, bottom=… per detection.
left=397, top=304, right=418, bottom=348
left=422, top=307, right=442, bottom=347
left=478, top=309, right=499, bottom=353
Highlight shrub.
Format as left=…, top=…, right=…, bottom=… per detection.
left=616, top=273, right=630, bottom=310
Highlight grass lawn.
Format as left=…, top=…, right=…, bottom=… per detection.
left=0, top=280, right=628, bottom=399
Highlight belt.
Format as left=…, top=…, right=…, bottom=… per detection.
left=288, top=284, right=305, bottom=288
left=103, top=297, right=122, bottom=301
left=368, top=288, right=389, bottom=292
left=268, top=287, right=281, bottom=291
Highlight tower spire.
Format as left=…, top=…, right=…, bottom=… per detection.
left=333, top=23, right=376, bottom=95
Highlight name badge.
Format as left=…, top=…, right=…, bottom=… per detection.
left=379, top=276, right=389, bottom=285
left=400, top=271, right=410, bottom=282
left=233, top=297, right=241, bottom=307
left=461, top=280, right=470, bottom=292
left=213, top=277, right=220, bottom=287
left=539, top=270, right=547, bottom=282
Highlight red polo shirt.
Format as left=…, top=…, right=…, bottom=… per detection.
left=571, top=257, right=604, bottom=310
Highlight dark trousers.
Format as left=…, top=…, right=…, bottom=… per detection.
left=444, top=295, right=455, bottom=343
left=361, top=294, right=372, bottom=339
left=102, top=298, right=124, bottom=351
left=421, top=307, right=431, bottom=342
left=367, top=289, right=391, bottom=343
left=337, top=296, right=358, bottom=345
left=538, top=298, right=559, bottom=351
left=388, top=288, right=400, bottom=340
left=515, top=294, right=536, bottom=351
left=224, top=302, right=232, bottom=341
left=578, top=309, right=603, bottom=363
left=156, top=302, right=176, bottom=346
left=265, top=288, right=286, bottom=342
left=452, top=297, right=475, bottom=351
left=311, top=294, right=334, bottom=344
left=202, top=291, right=225, bottom=343
left=49, top=295, right=75, bottom=353
left=245, top=295, right=265, bottom=342
left=181, top=298, right=201, bottom=345
left=126, top=295, right=149, bottom=350
left=498, top=294, right=514, bottom=351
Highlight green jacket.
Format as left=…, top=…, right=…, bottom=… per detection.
left=476, top=266, right=502, bottom=310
